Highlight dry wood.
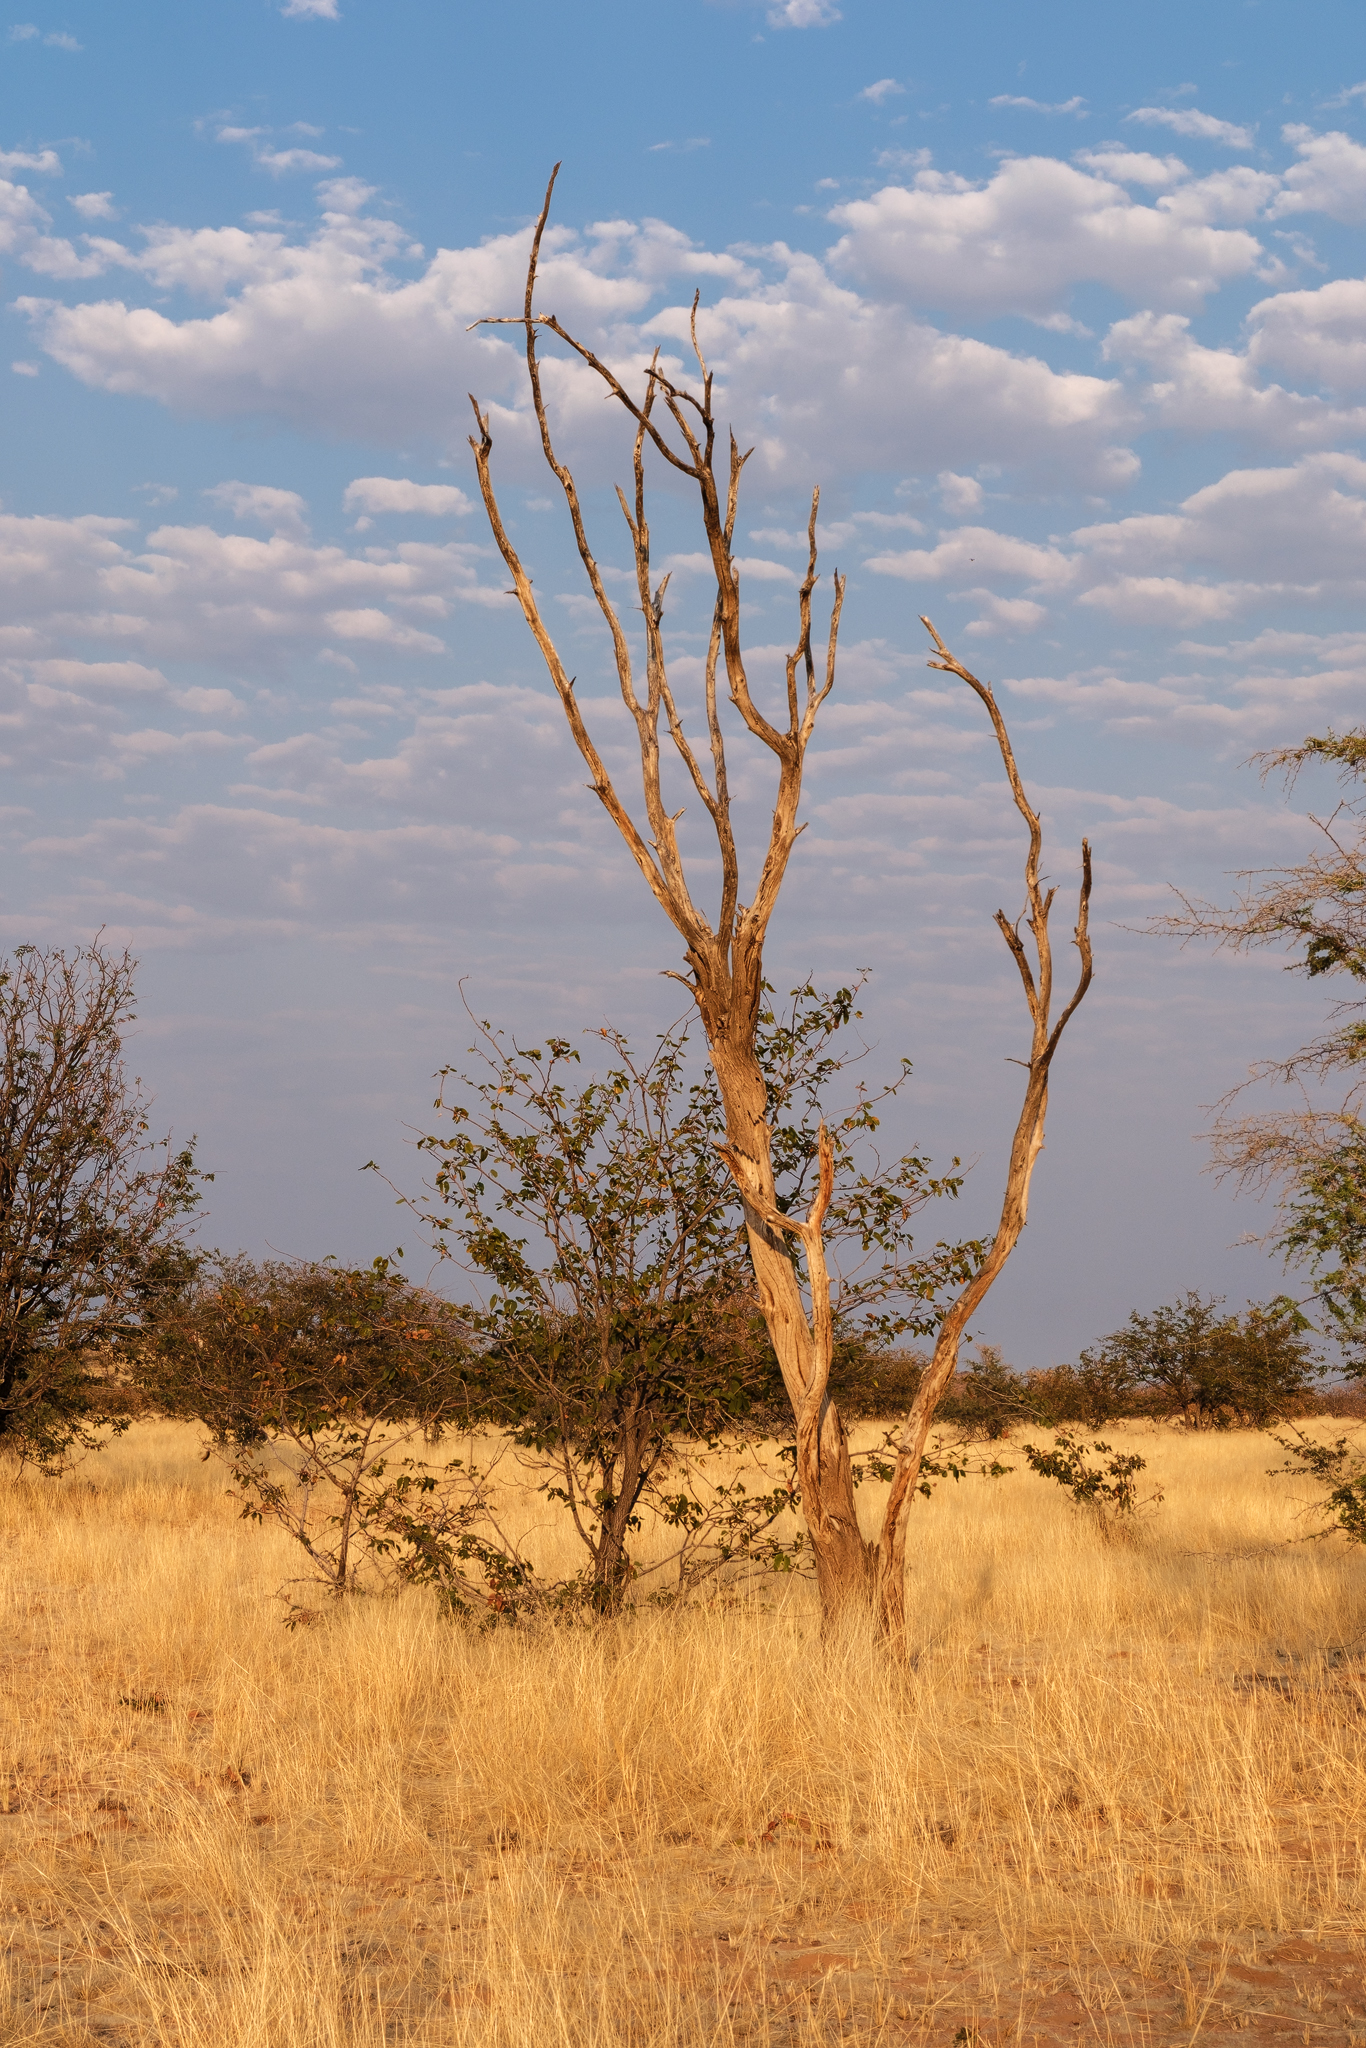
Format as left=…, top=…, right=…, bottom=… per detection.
left=466, top=169, right=1094, bottom=1631
left=871, top=619, right=1093, bottom=1640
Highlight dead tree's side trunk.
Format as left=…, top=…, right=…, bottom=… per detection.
left=871, top=620, right=1093, bottom=1643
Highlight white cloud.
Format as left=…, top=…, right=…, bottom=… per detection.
left=989, top=95, right=1087, bottom=116
left=8, top=24, right=37, bottom=38
left=937, top=471, right=983, bottom=515
left=324, top=607, right=444, bottom=652
left=866, top=524, right=1073, bottom=589
left=11, top=359, right=38, bottom=376
left=1072, top=452, right=1366, bottom=615
left=217, top=125, right=341, bottom=177
left=1103, top=310, right=1366, bottom=448
left=1073, top=149, right=1187, bottom=188
left=1269, top=125, right=1366, bottom=223
left=43, top=29, right=78, bottom=49
left=859, top=454, right=1366, bottom=641
left=282, top=0, right=339, bottom=15
left=69, top=190, right=116, bottom=220
left=827, top=155, right=1266, bottom=316
left=0, top=174, right=105, bottom=279
left=0, top=508, right=509, bottom=685
left=731, top=556, right=797, bottom=583
left=860, top=80, right=904, bottom=105
left=315, top=177, right=375, bottom=214
left=767, top=0, right=841, bottom=23
left=17, top=201, right=1142, bottom=491
left=1125, top=106, right=1254, bottom=149
left=1246, top=275, right=1366, bottom=392
left=255, top=146, right=343, bottom=176
left=962, top=593, right=1048, bottom=637
left=0, top=146, right=59, bottom=174
left=343, top=477, right=472, bottom=517
left=204, top=480, right=310, bottom=536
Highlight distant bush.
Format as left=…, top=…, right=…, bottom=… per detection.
left=834, top=1295, right=1327, bottom=1436
left=1075, top=1294, right=1322, bottom=1429
left=825, top=1342, right=924, bottom=1420
left=938, top=1345, right=1042, bottom=1438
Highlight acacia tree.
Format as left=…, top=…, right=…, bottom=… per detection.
left=0, top=941, right=201, bottom=1467
left=1158, top=730, right=1366, bottom=1345
left=467, top=168, right=1093, bottom=1634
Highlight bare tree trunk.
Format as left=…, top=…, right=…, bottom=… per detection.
left=708, top=1021, right=873, bottom=1613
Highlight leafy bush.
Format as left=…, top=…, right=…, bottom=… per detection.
left=142, top=1257, right=504, bottom=1609
left=1269, top=1425, right=1366, bottom=1544
left=0, top=942, right=203, bottom=1470
left=1021, top=1430, right=1162, bottom=1537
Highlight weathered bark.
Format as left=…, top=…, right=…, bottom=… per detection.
left=708, top=1028, right=874, bottom=1614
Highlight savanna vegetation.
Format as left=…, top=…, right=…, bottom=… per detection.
left=6, top=176, right=1366, bottom=2044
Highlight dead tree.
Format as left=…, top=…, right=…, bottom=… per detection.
left=467, top=167, right=1092, bottom=1632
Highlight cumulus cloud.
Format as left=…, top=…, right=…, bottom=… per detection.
left=866, top=524, right=1073, bottom=591
left=858, top=453, right=1366, bottom=638
left=0, top=175, right=105, bottom=279
left=1073, top=452, right=1366, bottom=618
left=989, top=95, right=1087, bottom=115
left=1246, top=276, right=1366, bottom=392
left=1269, top=125, right=1366, bottom=223
left=860, top=80, right=904, bottom=104
left=0, top=146, right=60, bottom=174
left=281, top=0, right=340, bottom=16
left=0, top=506, right=511, bottom=683
left=827, top=156, right=1267, bottom=316
left=15, top=201, right=1142, bottom=491
left=343, top=477, right=473, bottom=518
left=767, top=0, right=841, bottom=24
left=69, top=190, right=116, bottom=220
left=9, top=149, right=1365, bottom=517
left=1125, top=106, right=1254, bottom=149
left=217, top=125, right=342, bottom=177
left=204, top=480, right=310, bottom=536
left=937, top=471, right=984, bottom=515
left=1073, top=148, right=1187, bottom=187
left=1103, top=310, right=1366, bottom=447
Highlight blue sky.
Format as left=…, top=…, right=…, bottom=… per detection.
left=3, top=0, right=1366, bottom=1363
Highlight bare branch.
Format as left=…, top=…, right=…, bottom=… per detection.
left=874, top=622, right=1094, bottom=1642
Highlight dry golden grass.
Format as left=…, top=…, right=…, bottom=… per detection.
left=3, top=1419, right=1366, bottom=2045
